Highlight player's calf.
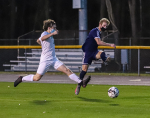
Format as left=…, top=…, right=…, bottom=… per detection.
left=100, top=51, right=107, bottom=62
left=100, top=52, right=111, bottom=66
left=80, top=70, right=87, bottom=80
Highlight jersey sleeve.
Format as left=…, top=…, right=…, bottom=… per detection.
left=41, top=31, right=48, bottom=37
left=91, top=30, right=100, bottom=39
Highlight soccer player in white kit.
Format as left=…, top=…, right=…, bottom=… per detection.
left=14, top=19, right=90, bottom=95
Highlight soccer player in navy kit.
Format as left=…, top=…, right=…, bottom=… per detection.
left=75, top=18, right=116, bottom=95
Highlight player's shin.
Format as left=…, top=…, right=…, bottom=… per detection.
left=22, top=74, right=34, bottom=82
left=100, top=52, right=107, bottom=62
left=69, top=73, right=82, bottom=83
left=80, top=70, right=87, bottom=80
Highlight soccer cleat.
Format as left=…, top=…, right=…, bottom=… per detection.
left=75, top=76, right=91, bottom=95
left=82, top=76, right=91, bottom=88
left=75, top=84, right=81, bottom=95
left=106, top=57, right=111, bottom=62
left=104, top=57, right=111, bottom=66
left=14, top=76, right=23, bottom=87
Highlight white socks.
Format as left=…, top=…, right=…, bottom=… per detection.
left=22, top=74, right=81, bottom=83
left=22, top=75, right=34, bottom=82
left=69, top=74, right=82, bottom=83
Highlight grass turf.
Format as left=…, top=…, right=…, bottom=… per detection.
left=0, top=82, right=150, bottom=118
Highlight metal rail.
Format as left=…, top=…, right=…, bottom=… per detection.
left=1, top=45, right=150, bottom=49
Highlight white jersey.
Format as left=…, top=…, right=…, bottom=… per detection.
left=39, top=31, right=56, bottom=62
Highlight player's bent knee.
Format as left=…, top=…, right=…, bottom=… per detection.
left=82, top=68, right=88, bottom=72
left=100, top=52, right=107, bottom=62
left=82, top=65, right=88, bottom=72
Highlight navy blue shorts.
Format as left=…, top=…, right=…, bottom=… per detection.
left=82, top=50, right=99, bottom=65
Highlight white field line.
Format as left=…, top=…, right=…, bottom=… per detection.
left=129, top=79, right=141, bottom=82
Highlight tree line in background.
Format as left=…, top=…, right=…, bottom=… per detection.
left=0, top=0, right=150, bottom=45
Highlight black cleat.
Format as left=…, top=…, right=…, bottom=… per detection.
left=75, top=76, right=91, bottom=95
left=14, top=76, right=23, bottom=87
left=75, top=80, right=84, bottom=95
left=82, top=76, right=91, bottom=88
left=75, top=84, right=81, bottom=95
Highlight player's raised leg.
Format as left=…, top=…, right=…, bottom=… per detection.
left=96, top=51, right=111, bottom=65
left=80, top=64, right=89, bottom=80
left=56, top=64, right=82, bottom=83
left=80, top=65, right=91, bottom=88
left=96, top=51, right=110, bottom=61
left=14, top=61, right=48, bottom=87
left=56, top=64, right=90, bottom=95
left=74, top=64, right=91, bottom=95
left=14, top=73, right=43, bottom=87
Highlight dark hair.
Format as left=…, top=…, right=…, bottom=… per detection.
left=43, top=19, right=56, bottom=31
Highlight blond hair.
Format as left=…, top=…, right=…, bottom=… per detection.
left=99, top=18, right=110, bottom=26
left=43, top=19, right=56, bottom=31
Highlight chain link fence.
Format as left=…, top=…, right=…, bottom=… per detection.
left=1, top=47, right=150, bottom=76
left=0, top=30, right=150, bottom=75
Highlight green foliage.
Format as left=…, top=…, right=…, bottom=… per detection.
left=0, top=82, right=150, bottom=118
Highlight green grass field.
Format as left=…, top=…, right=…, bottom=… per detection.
left=1, top=82, right=150, bottom=118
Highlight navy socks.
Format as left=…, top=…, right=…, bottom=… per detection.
left=80, top=70, right=87, bottom=80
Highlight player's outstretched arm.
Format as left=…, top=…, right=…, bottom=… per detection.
left=95, top=38, right=116, bottom=48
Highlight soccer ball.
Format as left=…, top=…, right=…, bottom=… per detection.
left=108, top=86, right=119, bottom=98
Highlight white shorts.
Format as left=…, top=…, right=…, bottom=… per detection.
left=37, top=57, right=63, bottom=75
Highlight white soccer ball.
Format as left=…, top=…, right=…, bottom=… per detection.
left=108, top=86, right=119, bottom=98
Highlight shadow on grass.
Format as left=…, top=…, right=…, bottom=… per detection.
left=109, top=104, right=119, bottom=106
left=77, top=96, right=111, bottom=103
left=32, top=100, right=50, bottom=105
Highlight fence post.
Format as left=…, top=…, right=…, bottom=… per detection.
left=129, top=38, right=132, bottom=71
left=25, top=48, right=27, bottom=72
left=138, top=49, right=140, bottom=76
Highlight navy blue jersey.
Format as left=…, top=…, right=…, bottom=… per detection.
left=82, top=28, right=101, bottom=52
